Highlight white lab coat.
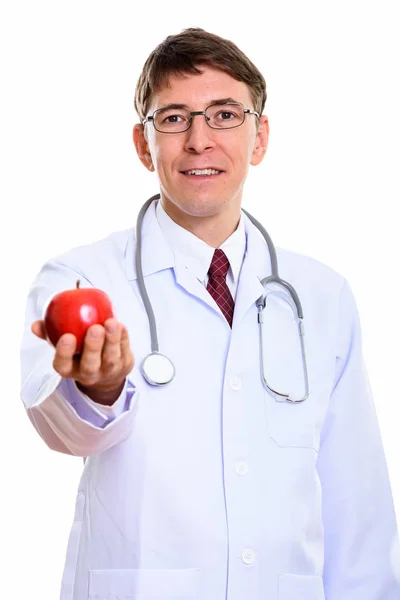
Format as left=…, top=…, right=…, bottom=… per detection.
left=20, top=199, right=400, bottom=600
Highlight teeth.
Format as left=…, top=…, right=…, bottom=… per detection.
left=185, top=169, right=221, bottom=176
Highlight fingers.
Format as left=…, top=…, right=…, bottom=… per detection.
left=74, top=318, right=134, bottom=388
left=101, top=319, right=123, bottom=371
left=120, top=325, right=135, bottom=371
left=77, top=324, right=106, bottom=386
left=52, top=333, right=78, bottom=378
left=50, top=318, right=134, bottom=390
left=99, top=320, right=134, bottom=374
left=53, top=325, right=105, bottom=383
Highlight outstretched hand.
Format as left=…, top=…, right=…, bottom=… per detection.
left=31, top=318, right=135, bottom=405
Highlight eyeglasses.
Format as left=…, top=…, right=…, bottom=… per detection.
left=142, top=102, right=260, bottom=134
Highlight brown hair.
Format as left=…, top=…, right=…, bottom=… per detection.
left=134, top=28, right=267, bottom=124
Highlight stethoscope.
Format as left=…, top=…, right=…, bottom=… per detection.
left=136, top=194, right=310, bottom=403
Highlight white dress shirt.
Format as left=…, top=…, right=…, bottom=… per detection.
left=156, top=199, right=247, bottom=301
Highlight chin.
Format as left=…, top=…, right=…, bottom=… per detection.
left=178, top=198, right=230, bottom=218
left=161, top=184, right=240, bottom=217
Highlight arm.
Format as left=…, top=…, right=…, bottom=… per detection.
left=20, top=259, right=140, bottom=457
left=317, top=279, right=400, bottom=598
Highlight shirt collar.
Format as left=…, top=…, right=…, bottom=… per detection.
left=155, top=199, right=246, bottom=284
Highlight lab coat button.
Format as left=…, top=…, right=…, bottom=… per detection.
left=235, top=461, right=249, bottom=476
left=229, top=376, right=242, bottom=391
left=242, top=549, right=256, bottom=564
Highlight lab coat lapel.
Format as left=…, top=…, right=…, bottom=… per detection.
left=173, top=253, right=218, bottom=309
left=232, top=213, right=272, bottom=328
left=125, top=200, right=175, bottom=281
left=127, top=199, right=222, bottom=314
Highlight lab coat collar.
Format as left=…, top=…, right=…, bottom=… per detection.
left=231, top=211, right=270, bottom=327
left=125, top=196, right=271, bottom=327
left=125, top=199, right=175, bottom=281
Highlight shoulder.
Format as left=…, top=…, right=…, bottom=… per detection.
left=39, top=227, right=136, bottom=286
left=275, top=247, right=359, bottom=359
left=274, top=245, right=356, bottom=325
left=276, top=245, right=345, bottom=293
left=52, top=227, right=134, bottom=265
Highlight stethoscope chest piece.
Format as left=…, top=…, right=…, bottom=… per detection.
left=141, top=352, right=176, bottom=386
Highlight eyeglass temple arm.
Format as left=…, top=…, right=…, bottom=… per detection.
left=244, top=109, right=260, bottom=117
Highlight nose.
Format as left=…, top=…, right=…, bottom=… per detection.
left=183, top=113, right=216, bottom=153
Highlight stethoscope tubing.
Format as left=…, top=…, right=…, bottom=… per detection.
left=135, top=195, right=309, bottom=401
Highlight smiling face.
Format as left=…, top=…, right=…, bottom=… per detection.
left=133, top=65, right=269, bottom=241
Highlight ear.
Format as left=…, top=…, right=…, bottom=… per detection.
left=250, top=115, right=269, bottom=166
left=133, top=124, right=155, bottom=172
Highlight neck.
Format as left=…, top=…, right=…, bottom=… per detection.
left=160, top=196, right=241, bottom=248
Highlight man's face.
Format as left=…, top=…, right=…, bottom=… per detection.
left=134, top=65, right=269, bottom=222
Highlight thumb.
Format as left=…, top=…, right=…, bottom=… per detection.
left=31, top=320, right=47, bottom=340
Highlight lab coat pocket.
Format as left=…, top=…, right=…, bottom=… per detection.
left=60, top=492, right=86, bottom=599
left=88, top=567, right=201, bottom=599
left=264, top=391, right=319, bottom=450
left=278, top=573, right=325, bottom=600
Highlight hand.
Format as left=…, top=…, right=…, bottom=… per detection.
left=31, top=318, right=135, bottom=405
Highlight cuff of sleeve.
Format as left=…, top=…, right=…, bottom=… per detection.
left=31, top=371, right=138, bottom=429
left=69, top=378, right=134, bottom=421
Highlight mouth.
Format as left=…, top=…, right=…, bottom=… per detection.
left=180, top=168, right=224, bottom=179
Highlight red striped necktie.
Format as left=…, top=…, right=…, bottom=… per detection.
left=206, top=249, right=235, bottom=327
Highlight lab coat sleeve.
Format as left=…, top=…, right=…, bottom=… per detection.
left=316, top=278, right=400, bottom=599
left=20, top=259, right=140, bottom=457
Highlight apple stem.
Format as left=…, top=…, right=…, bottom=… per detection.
left=76, top=279, right=80, bottom=289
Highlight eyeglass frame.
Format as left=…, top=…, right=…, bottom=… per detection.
left=142, top=101, right=260, bottom=133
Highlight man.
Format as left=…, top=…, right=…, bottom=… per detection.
left=21, top=28, right=400, bottom=599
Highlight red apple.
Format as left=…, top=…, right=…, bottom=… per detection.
left=43, top=280, right=114, bottom=354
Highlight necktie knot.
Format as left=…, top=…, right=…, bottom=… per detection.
left=208, top=248, right=230, bottom=279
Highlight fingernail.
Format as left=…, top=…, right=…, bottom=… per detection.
left=106, top=322, right=118, bottom=334
left=90, top=328, right=102, bottom=338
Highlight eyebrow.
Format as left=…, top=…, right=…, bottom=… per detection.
left=157, top=98, right=240, bottom=112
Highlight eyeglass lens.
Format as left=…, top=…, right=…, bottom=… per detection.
left=154, top=104, right=245, bottom=132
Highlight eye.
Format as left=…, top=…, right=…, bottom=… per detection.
left=157, top=109, right=189, bottom=126
left=162, top=113, right=185, bottom=124
left=215, top=110, right=237, bottom=121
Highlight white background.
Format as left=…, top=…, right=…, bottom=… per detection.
left=1, top=1, right=399, bottom=598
